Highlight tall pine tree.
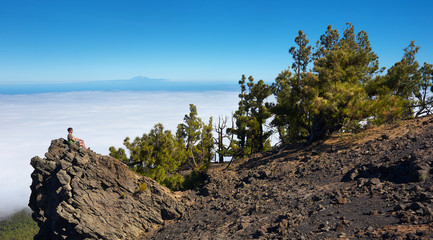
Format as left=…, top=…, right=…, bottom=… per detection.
left=230, top=75, right=272, bottom=156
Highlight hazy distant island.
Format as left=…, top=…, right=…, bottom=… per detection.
left=0, top=76, right=239, bottom=94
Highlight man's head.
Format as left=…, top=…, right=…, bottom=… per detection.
left=67, top=127, right=73, bottom=133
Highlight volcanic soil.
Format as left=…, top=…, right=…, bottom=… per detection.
left=144, top=116, right=433, bottom=239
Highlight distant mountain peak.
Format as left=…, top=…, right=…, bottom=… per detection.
left=127, top=76, right=167, bottom=82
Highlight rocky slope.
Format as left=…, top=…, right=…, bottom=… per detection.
left=146, top=116, right=433, bottom=240
left=29, top=116, right=433, bottom=239
left=29, top=139, right=183, bottom=240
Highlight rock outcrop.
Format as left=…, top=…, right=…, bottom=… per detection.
left=29, top=139, right=183, bottom=240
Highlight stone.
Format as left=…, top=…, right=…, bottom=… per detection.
left=336, top=197, right=348, bottom=204
left=259, top=170, right=272, bottom=179
left=56, top=170, right=71, bottom=186
left=29, top=138, right=184, bottom=240
left=406, top=233, right=417, bottom=239
left=338, top=232, right=347, bottom=238
left=394, top=204, right=406, bottom=211
left=335, top=222, right=345, bottom=232
left=73, top=154, right=89, bottom=166
left=253, top=229, right=265, bottom=238
left=319, top=221, right=331, bottom=232
left=368, top=178, right=381, bottom=186
left=374, top=210, right=381, bottom=215
left=408, top=202, right=423, bottom=211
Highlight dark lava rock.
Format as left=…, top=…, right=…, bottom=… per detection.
left=29, top=139, right=183, bottom=240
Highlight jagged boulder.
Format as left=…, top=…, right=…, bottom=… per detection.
left=29, top=139, right=184, bottom=240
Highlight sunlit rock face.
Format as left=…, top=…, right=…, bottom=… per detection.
left=29, top=139, right=183, bottom=240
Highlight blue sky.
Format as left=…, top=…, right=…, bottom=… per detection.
left=1, top=0, right=433, bottom=84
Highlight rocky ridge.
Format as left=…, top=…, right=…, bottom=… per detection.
left=29, top=139, right=183, bottom=240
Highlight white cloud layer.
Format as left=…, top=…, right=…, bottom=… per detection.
left=0, top=90, right=239, bottom=217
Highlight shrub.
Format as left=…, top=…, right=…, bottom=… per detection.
left=136, top=182, right=147, bottom=192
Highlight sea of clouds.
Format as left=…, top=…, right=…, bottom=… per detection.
left=0, top=90, right=241, bottom=218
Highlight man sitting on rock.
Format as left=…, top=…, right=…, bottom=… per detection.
left=67, top=127, right=87, bottom=149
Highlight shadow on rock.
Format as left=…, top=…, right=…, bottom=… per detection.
left=342, top=155, right=431, bottom=184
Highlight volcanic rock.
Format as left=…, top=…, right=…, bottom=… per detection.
left=29, top=139, right=183, bottom=240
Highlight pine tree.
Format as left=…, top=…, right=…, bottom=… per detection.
left=271, top=29, right=317, bottom=144
left=417, top=62, right=433, bottom=116
left=273, top=23, right=382, bottom=144
left=311, top=23, right=379, bottom=139
left=247, top=76, right=272, bottom=152
left=231, top=75, right=272, bottom=155
left=109, top=123, right=186, bottom=190
left=177, top=104, right=203, bottom=167
left=199, top=116, right=214, bottom=164
left=384, top=40, right=421, bottom=100
left=313, top=25, right=339, bottom=60
left=229, top=75, right=250, bottom=156
left=289, top=30, right=312, bottom=81
left=176, top=104, right=214, bottom=168
left=366, top=41, right=422, bottom=121
left=109, top=104, right=213, bottom=190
